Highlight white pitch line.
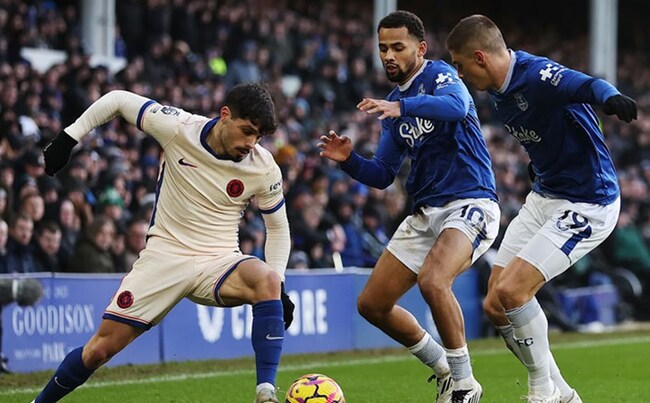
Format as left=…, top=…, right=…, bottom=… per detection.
left=2, top=335, right=648, bottom=396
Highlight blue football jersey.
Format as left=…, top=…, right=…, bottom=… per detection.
left=342, top=60, right=497, bottom=210
left=488, top=50, right=620, bottom=205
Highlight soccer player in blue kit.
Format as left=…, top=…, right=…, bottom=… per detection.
left=447, top=15, right=637, bottom=403
left=32, top=83, right=294, bottom=403
left=319, top=11, right=499, bottom=403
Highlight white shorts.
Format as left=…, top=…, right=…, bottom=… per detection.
left=387, top=198, right=500, bottom=274
left=104, top=238, right=255, bottom=328
left=494, top=191, right=620, bottom=281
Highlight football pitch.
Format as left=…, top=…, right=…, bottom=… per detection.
left=1, top=329, right=649, bottom=402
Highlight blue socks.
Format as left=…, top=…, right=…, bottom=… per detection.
left=252, top=300, right=284, bottom=387
left=35, top=346, right=95, bottom=402
left=33, top=302, right=284, bottom=401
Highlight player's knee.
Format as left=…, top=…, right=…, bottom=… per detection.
left=417, top=271, right=449, bottom=297
left=482, top=292, right=503, bottom=321
left=255, top=269, right=281, bottom=300
left=357, top=293, right=386, bottom=321
left=494, top=279, right=526, bottom=308
left=83, top=341, right=116, bottom=369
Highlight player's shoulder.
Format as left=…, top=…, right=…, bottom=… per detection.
left=426, top=59, right=455, bottom=71
left=252, top=144, right=280, bottom=168
left=515, top=50, right=556, bottom=71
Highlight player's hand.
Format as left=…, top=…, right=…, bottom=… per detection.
left=43, top=130, right=78, bottom=176
left=317, top=130, right=353, bottom=162
left=527, top=161, right=536, bottom=182
left=280, top=282, right=295, bottom=330
left=603, top=94, right=637, bottom=123
left=357, top=98, right=401, bottom=120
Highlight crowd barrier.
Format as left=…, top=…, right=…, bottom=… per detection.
left=1, top=269, right=483, bottom=373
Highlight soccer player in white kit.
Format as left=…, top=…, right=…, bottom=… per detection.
left=33, top=83, right=293, bottom=403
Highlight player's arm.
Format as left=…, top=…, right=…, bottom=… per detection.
left=43, top=90, right=179, bottom=176
left=339, top=124, right=406, bottom=189
left=399, top=67, right=471, bottom=121
left=531, top=60, right=637, bottom=122
left=260, top=202, right=291, bottom=280
left=257, top=165, right=291, bottom=280
left=258, top=167, right=294, bottom=329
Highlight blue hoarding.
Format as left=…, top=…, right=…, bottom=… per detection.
left=1, top=268, right=482, bottom=373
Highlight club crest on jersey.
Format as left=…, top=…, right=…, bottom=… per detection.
left=227, top=179, right=245, bottom=197
left=117, top=291, right=134, bottom=309
left=514, top=93, right=528, bottom=111
left=418, top=83, right=425, bottom=95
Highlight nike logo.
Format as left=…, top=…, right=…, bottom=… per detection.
left=54, top=376, right=71, bottom=390
left=178, top=158, right=197, bottom=168
left=265, top=334, right=284, bottom=341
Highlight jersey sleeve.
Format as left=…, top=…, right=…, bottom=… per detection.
left=527, top=58, right=618, bottom=106
left=399, top=63, right=471, bottom=121
left=257, top=162, right=290, bottom=279
left=137, top=102, right=195, bottom=148
left=256, top=162, right=285, bottom=212
left=341, top=121, right=406, bottom=189
left=64, top=90, right=188, bottom=148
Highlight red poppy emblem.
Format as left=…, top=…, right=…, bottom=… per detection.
left=117, top=291, right=134, bottom=309
left=227, top=179, right=244, bottom=197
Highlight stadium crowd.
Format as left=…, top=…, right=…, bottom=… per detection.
left=0, top=0, right=648, bottom=316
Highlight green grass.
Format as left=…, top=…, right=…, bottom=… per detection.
left=2, top=329, right=649, bottom=402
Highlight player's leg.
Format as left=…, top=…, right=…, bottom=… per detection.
left=33, top=242, right=194, bottom=403
left=216, top=258, right=283, bottom=403
left=497, top=196, right=619, bottom=401
left=34, top=320, right=144, bottom=402
left=357, top=250, right=452, bottom=401
left=419, top=228, right=484, bottom=402
left=484, top=266, right=575, bottom=402
left=497, top=256, right=560, bottom=401
left=418, top=199, right=499, bottom=401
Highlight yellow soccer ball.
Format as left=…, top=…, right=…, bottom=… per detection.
left=285, top=373, right=346, bottom=403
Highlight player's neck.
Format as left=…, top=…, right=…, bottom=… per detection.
left=400, top=57, right=425, bottom=86
left=207, top=123, right=226, bottom=155
left=491, top=50, right=512, bottom=90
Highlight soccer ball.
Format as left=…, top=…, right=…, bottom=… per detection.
left=285, top=373, right=346, bottom=403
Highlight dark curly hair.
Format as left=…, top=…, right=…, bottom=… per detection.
left=224, top=82, right=278, bottom=136
left=377, top=10, right=425, bottom=42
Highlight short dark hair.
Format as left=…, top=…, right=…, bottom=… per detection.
left=378, top=10, right=425, bottom=42
left=225, top=82, right=278, bottom=136
left=447, top=14, right=506, bottom=54
left=37, top=221, right=61, bottom=236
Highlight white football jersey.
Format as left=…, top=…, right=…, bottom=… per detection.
left=136, top=101, right=285, bottom=254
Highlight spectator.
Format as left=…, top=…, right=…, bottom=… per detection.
left=56, top=198, right=80, bottom=268
left=33, top=221, right=63, bottom=272
left=97, top=186, right=127, bottom=227
left=0, top=219, right=8, bottom=273
left=123, top=217, right=148, bottom=271
left=4, top=213, right=35, bottom=273
left=0, top=0, right=644, bottom=296
left=0, top=218, right=7, bottom=373
left=225, top=40, right=261, bottom=89
left=18, top=192, right=45, bottom=225
left=111, top=224, right=127, bottom=273
left=67, top=216, right=116, bottom=273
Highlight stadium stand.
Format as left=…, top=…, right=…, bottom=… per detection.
left=0, top=0, right=648, bottom=355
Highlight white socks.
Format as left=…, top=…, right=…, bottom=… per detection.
left=498, top=304, right=572, bottom=397
left=445, top=345, right=474, bottom=386
left=505, top=298, right=554, bottom=396
left=408, top=332, right=449, bottom=377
